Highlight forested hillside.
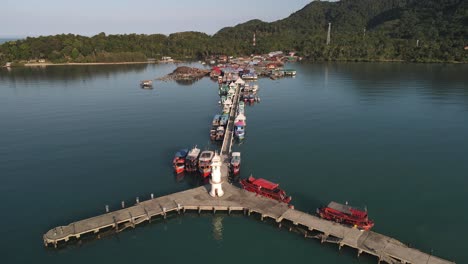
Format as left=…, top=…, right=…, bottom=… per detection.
left=1, top=0, right=466, bottom=64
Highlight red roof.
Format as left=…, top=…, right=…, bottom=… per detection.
left=252, top=178, right=279, bottom=190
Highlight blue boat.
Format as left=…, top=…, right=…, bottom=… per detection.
left=235, top=122, right=245, bottom=140
left=220, top=114, right=229, bottom=126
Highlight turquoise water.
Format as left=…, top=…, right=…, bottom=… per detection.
left=0, top=63, right=467, bottom=263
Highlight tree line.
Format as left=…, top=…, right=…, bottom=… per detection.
left=1, top=0, right=466, bottom=65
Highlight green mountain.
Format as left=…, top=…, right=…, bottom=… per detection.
left=211, top=0, right=467, bottom=62
left=1, top=0, right=466, bottom=64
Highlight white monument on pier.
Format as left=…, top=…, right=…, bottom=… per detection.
left=209, top=153, right=224, bottom=197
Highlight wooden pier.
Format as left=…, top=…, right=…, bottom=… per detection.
left=43, top=80, right=455, bottom=264
left=44, top=184, right=454, bottom=264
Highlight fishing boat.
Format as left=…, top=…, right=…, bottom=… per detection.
left=248, top=93, right=255, bottom=104
left=317, top=202, right=374, bottom=231
left=224, top=98, right=233, bottom=109
left=198, top=150, right=215, bottom=178
left=240, top=175, right=292, bottom=204
left=212, top=114, right=221, bottom=127
left=220, top=96, right=227, bottom=104
left=234, top=113, right=246, bottom=125
left=237, top=102, right=245, bottom=115
left=219, top=85, right=229, bottom=96
left=215, top=126, right=225, bottom=141
left=283, top=69, right=297, bottom=76
left=210, top=127, right=217, bottom=141
left=220, top=114, right=229, bottom=126
left=140, top=80, right=153, bottom=89
left=235, top=122, right=245, bottom=140
left=252, top=84, right=259, bottom=92
left=230, top=152, right=241, bottom=175
left=185, top=146, right=201, bottom=173
left=243, top=92, right=249, bottom=103
left=172, top=149, right=188, bottom=174
left=242, top=73, right=258, bottom=80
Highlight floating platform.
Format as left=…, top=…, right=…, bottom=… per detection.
left=43, top=184, right=454, bottom=264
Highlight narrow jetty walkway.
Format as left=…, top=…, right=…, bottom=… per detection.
left=43, top=184, right=454, bottom=264
left=219, top=82, right=241, bottom=179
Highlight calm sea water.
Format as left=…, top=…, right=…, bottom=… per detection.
left=0, top=63, right=467, bottom=264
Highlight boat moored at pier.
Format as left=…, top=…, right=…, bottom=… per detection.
left=185, top=146, right=200, bottom=173
left=240, top=176, right=292, bottom=204
left=317, top=201, right=374, bottom=231
left=198, top=150, right=215, bottom=178
left=172, top=149, right=188, bottom=174
left=230, top=152, right=241, bottom=175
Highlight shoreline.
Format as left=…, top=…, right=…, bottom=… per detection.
left=9, top=59, right=465, bottom=68
left=24, top=61, right=154, bottom=67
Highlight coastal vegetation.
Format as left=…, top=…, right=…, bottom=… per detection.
left=1, top=0, right=466, bottom=65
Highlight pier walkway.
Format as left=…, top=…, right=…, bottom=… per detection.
left=219, top=82, right=241, bottom=179
left=44, top=184, right=454, bottom=264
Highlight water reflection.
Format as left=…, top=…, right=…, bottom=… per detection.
left=212, top=215, right=224, bottom=241
left=0, top=64, right=148, bottom=83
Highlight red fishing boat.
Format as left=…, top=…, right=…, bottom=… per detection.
left=317, top=201, right=374, bottom=231
left=185, top=146, right=200, bottom=173
left=172, top=149, right=188, bottom=174
left=240, top=176, right=292, bottom=204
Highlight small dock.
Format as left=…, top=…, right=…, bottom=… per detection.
left=44, top=184, right=454, bottom=264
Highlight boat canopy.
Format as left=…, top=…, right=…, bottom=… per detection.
left=232, top=152, right=241, bottom=157
left=327, top=201, right=366, bottom=216
left=252, top=178, right=279, bottom=190
left=235, top=78, right=245, bottom=85
left=175, top=149, right=188, bottom=157
left=235, top=122, right=245, bottom=127
left=229, top=82, right=236, bottom=87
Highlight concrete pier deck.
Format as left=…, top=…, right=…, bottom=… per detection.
left=43, top=184, right=454, bottom=264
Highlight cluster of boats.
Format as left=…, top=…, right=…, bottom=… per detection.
left=238, top=175, right=374, bottom=230
left=172, top=146, right=241, bottom=178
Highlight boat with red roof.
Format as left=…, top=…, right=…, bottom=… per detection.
left=317, top=201, right=374, bottom=231
left=240, top=175, right=292, bottom=204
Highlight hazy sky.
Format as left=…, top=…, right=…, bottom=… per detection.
left=3, top=0, right=338, bottom=37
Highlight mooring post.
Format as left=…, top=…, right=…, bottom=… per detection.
left=198, top=207, right=201, bottom=215
left=228, top=207, right=231, bottom=215
left=136, top=197, right=139, bottom=204
left=151, top=193, right=154, bottom=199
left=213, top=207, right=216, bottom=214
left=121, top=201, right=125, bottom=208
left=163, top=207, right=167, bottom=219
left=105, top=205, right=109, bottom=213
left=177, top=204, right=181, bottom=214
left=358, top=249, right=363, bottom=257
